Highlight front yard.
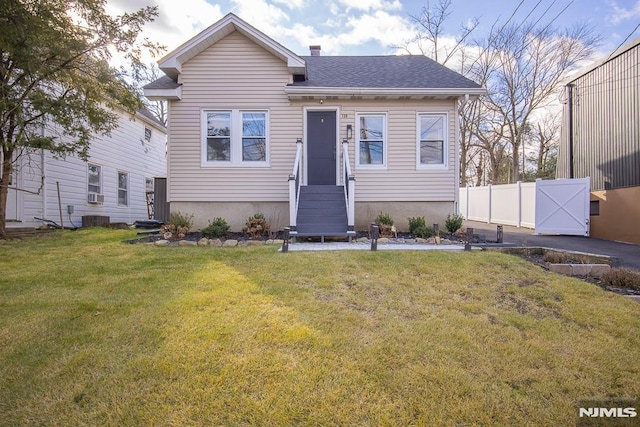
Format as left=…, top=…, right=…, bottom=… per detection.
left=1, top=229, right=638, bottom=425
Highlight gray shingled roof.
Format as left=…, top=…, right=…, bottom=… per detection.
left=137, top=108, right=166, bottom=129
left=292, top=55, right=481, bottom=89
left=144, top=75, right=181, bottom=90
left=145, top=54, right=482, bottom=92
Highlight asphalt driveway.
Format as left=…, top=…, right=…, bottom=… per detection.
left=464, top=220, right=640, bottom=271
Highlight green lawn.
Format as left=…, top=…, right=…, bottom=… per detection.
left=1, top=229, right=638, bottom=426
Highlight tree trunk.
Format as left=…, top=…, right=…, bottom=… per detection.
left=0, top=146, right=14, bottom=238
left=512, top=143, right=520, bottom=183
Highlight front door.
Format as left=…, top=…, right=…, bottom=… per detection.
left=307, top=111, right=336, bottom=185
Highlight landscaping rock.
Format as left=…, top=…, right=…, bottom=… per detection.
left=441, top=239, right=452, bottom=245
left=590, top=264, right=612, bottom=277
left=197, top=238, right=209, bottom=246
left=435, top=236, right=441, bottom=245
left=247, top=240, right=264, bottom=246
left=416, top=238, right=427, bottom=244
left=356, top=237, right=369, bottom=243
left=427, top=237, right=436, bottom=244
left=548, top=263, right=611, bottom=278
left=405, top=239, right=416, bottom=244
left=377, top=238, right=389, bottom=244
left=223, top=239, right=238, bottom=247
left=178, top=240, right=197, bottom=246
left=154, top=239, right=170, bottom=246
left=266, top=239, right=284, bottom=245
left=209, top=238, right=222, bottom=247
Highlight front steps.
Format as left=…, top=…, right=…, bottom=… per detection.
left=294, top=185, right=351, bottom=239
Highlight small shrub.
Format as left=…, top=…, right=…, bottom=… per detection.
left=168, top=211, right=194, bottom=229
left=445, top=213, right=464, bottom=233
left=243, top=213, right=270, bottom=239
left=601, top=268, right=640, bottom=291
left=543, top=252, right=567, bottom=264
left=413, top=225, right=434, bottom=239
left=375, top=212, right=394, bottom=226
left=161, top=211, right=194, bottom=239
left=375, top=212, right=395, bottom=237
left=201, top=217, right=230, bottom=239
left=408, top=216, right=433, bottom=238
left=408, top=216, right=426, bottom=235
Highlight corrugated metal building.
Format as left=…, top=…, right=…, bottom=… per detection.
left=557, top=37, right=640, bottom=244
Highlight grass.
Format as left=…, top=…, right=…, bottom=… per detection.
left=1, top=228, right=639, bottom=426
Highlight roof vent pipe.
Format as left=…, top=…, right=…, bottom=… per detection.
left=309, top=45, right=321, bottom=56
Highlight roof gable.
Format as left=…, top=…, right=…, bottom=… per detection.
left=157, top=13, right=306, bottom=80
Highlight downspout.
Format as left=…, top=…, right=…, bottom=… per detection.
left=567, top=83, right=575, bottom=179
left=455, top=94, right=470, bottom=215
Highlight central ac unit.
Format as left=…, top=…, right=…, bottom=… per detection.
left=88, top=192, right=104, bottom=204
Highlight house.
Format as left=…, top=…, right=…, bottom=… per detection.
left=4, top=108, right=167, bottom=229
left=144, top=13, right=484, bottom=238
left=557, top=36, right=640, bottom=244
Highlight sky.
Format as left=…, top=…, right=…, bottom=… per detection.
left=106, top=0, right=640, bottom=63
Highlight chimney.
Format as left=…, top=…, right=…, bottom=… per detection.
left=309, top=45, right=321, bottom=56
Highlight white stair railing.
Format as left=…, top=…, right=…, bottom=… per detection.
left=342, top=139, right=356, bottom=234
left=288, top=139, right=303, bottom=234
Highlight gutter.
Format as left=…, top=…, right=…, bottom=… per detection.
left=284, top=86, right=487, bottom=98
left=567, top=83, right=574, bottom=179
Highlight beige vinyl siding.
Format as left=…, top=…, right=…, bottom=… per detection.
left=305, top=99, right=458, bottom=202
left=168, top=31, right=299, bottom=202
left=169, top=29, right=458, bottom=204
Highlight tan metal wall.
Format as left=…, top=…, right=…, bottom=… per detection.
left=590, top=186, right=640, bottom=244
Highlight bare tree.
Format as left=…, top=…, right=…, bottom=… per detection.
left=480, top=22, right=599, bottom=181
left=525, top=111, right=560, bottom=180
left=400, top=0, right=479, bottom=67
left=135, top=63, right=168, bottom=126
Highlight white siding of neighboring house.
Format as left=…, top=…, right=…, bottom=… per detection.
left=10, top=110, right=166, bottom=228
left=167, top=30, right=459, bottom=208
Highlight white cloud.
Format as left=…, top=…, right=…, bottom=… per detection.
left=271, top=0, right=306, bottom=9
left=608, top=0, right=640, bottom=23
left=106, top=0, right=224, bottom=59
left=338, top=0, right=402, bottom=12
left=230, top=0, right=290, bottom=28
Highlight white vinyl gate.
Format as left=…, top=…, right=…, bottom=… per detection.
left=534, top=178, right=590, bottom=236
left=459, top=178, right=591, bottom=236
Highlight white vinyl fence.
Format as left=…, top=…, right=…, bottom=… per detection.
left=458, top=182, right=537, bottom=228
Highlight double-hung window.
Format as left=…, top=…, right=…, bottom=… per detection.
left=417, top=113, right=448, bottom=168
left=356, top=113, right=387, bottom=168
left=203, top=110, right=268, bottom=166
left=88, top=164, right=102, bottom=194
left=118, top=171, right=128, bottom=206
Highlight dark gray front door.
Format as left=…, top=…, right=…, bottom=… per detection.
left=307, top=111, right=336, bottom=185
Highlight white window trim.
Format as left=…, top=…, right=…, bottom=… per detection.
left=201, top=109, right=270, bottom=168
left=87, top=163, right=102, bottom=196
left=117, top=171, right=129, bottom=207
left=355, top=112, right=388, bottom=170
left=416, top=112, right=449, bottom=170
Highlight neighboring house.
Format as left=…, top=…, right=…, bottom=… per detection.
left=557, top=36, right=640, bottom=244
left=144, top=13, right=484, bottom=238
left=4, top=108, right=167, bottom=229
